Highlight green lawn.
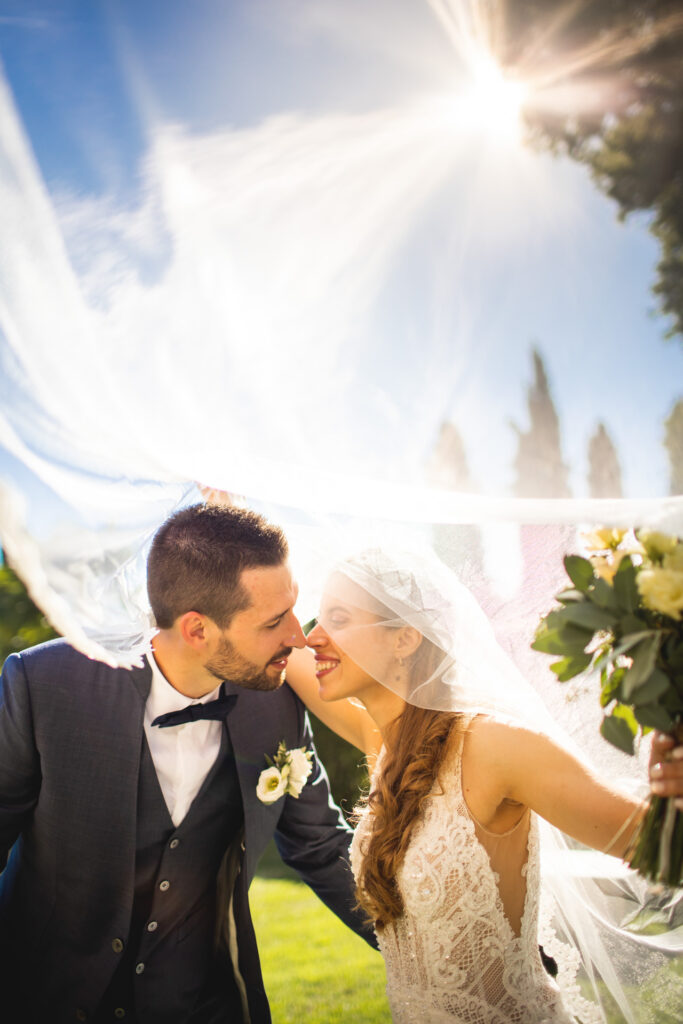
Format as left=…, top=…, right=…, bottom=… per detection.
left=250, top=859, right=390, bottom=1023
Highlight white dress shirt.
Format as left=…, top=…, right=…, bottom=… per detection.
left=144, top=652, right=223, bottom=826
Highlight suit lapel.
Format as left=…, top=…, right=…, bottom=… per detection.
left=70, top=660, right=152, bottom=897
left=223, top=682, right=283, bottom=882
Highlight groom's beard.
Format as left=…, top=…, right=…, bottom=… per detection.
left=205, top=634, right=292, bottom=691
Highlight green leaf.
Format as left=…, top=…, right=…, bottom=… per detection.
left=531, top=625, right=592, bottom=656
left=541, top=608, right=574, bottom=632
left=621, top=634, right=661, bottom=700
left=619, top=613, right=647, bottom=636
left=612, top=557, right=638, bottom=612
left=556, top=588, right=588, bottom=604
left=600, top=666, right=625, bottom=707
left=590, top=577, right=619, bottom=611
left=549, top=652, right=593, bottom=682
left=564, top=555, right=594, bottom=592
left=612, top=630, right=659, bottom=658
left=632, top=703, right=675, bottom=733
left=302, top=617, right=317, bottom=637
left=560, top=602, right=617, bottom=632
left=628, top=669, right=670, bottom=707
left=600, top=710, right=636, bottom=755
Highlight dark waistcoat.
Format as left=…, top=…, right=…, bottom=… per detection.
left=95, top=727, right=244, bottom=1024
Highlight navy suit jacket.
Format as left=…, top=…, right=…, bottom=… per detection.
left=0, top=639, right=374, bottom=1023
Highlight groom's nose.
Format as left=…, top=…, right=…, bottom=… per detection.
left=283, top=615, right=307, bottom=649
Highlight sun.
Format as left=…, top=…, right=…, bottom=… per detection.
left=460, top=55, right=528, bottom=143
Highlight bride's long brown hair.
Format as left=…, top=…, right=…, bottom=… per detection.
left=353, top=637, right=462, bottom=930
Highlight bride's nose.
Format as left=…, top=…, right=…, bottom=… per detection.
left=305, top=622, right=326, bottom=648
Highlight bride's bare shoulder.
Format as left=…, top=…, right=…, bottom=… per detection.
left=456, top=714, right=545, bottom=781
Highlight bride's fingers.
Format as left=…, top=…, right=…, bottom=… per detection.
left=650, top=743, right=683, bottom=807
left=197, top=485, right=245, bottom=507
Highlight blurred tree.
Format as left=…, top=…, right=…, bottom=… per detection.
left=588, top=422, right=624, bottom=497
left=664, top=398, right=683, bottom=494
left=0, top=562, right=57, bottom=664
left=426, top=422, right=477, bottom=492
left=426, top=421, right=485, bottom=577
left=503, top=1, right=683, bottom=337
left=511, top=349, right=571, bottom=497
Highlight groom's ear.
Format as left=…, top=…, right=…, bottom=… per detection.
left=178, top=611, right=211, bottom=649
left=395, top=626, right=422, bottom=659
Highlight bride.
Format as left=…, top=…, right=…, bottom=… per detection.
left=286, top=546, right=681, bottom=1024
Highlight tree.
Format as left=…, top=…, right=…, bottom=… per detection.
left=511, top=349, right=571, bottom=498
left=426, top=421, right=477, bottom=492
left=588, top=422, right=624, bottom=497
left=0, top=563, right=57, bottom=664
left=664, top=398, right=683, bottom=494
left=425, top=421, right=485, bottom=576
left=502, top=1, right=683, bottom=338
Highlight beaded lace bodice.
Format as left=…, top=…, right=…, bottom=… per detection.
left=350, top=741, right=601, bottom=1024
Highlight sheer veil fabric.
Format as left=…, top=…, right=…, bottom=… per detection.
left=0, top=5, right=682, bottom=1021
left=319, top=542, right=683, bottom=1023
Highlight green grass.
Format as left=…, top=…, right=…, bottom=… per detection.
left=250, top=862, right=390, bottom=1023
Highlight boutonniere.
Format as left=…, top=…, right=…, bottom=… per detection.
left=256, top=740, right=314, bottom=804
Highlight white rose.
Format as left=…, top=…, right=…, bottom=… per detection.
left=637, top=567, right=683, bottom=620
left=256, top=766, right=287, bottom=804
left=637, top=529, right=679, bottom=562
left=663, top=544, right=683, bottom=573
left=286, top=748, right=313, bottom=797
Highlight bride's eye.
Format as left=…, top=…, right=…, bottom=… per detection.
left=327, top=616, right=349, bottom=629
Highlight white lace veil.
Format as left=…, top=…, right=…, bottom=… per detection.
left=308, top=538, right=683, bottom=1024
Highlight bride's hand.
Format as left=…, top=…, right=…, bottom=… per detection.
left=649, top=731, right=683, bottom=810
left=197, top=485, right=247, bottom=508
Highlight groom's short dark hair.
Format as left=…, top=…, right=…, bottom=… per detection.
left=147, top=503, right=288, bottom=629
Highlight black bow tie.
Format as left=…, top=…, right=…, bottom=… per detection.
left=152, top=693, right=238, bottom=729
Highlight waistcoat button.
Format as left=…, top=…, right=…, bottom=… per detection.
left=147, top=921, right=158, bottom=932
left=114, top=1010, right=126, bottom=1019
left=135, top=962, right=145, bottom=975
left=159, top=879, right=170, bottom=892
left=111, top=938, right=124, bottom=953
left=169, top=838, right=180, bottom=849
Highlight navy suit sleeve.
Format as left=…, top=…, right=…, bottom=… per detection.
left=0, top=654, right=41, bottom=868
left=273, top=705, right=377, bottom=947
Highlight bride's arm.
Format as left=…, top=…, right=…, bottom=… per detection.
left=464, top=719, right=646, bottom=856
left=286, top=648, right=382, bottom=758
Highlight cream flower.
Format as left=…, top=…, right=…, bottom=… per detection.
left=287, top=747, right=313, bottom=795
left=663, top=544, right=683, bottom=573
left=590, top=548, right=631, bottom=584
left=637, top=567, right=683, bottom=620
left=582, top=527, right=627, bottom=552
left=256, top=766, right=287, bottom=804
left=637, top=529, right=679, bottom=562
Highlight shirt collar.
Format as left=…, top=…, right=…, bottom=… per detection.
left=145, top=651, right=222, bottom=721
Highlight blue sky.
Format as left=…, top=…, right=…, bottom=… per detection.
left=1, top=0, right=681, bottom=502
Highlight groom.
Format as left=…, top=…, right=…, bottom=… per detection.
left=0, top=503, right=374, bottom=1024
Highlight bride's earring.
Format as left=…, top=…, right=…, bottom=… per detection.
left=395, top=657, right=404, bottom=683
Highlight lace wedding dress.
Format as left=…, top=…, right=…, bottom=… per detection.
left=350, top=736, right=601, bottom=1024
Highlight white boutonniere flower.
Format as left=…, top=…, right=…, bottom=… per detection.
left=256, top=740, right=313, bottom=804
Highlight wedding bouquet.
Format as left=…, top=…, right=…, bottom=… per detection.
left=532, top=528, right=683, bottom=886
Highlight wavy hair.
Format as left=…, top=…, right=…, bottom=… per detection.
left=353, top=638, right=462, bottom=929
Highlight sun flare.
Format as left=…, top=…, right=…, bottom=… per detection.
left=460, top=56, right=528, bottom=142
